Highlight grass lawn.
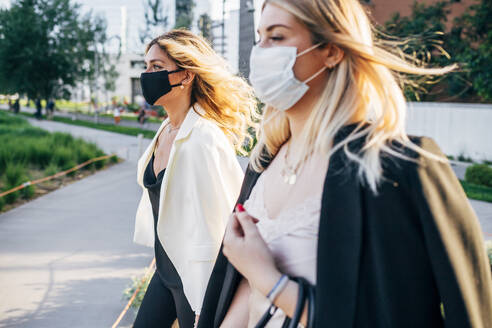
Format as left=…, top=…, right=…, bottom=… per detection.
left=18, top=112, right=156, bottom=139
left=460, top=180, right=492, bottom=203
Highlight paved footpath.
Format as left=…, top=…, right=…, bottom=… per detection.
left=0, top=118, right=154, bottom=327
left=0, top=115, right=491, bottom=328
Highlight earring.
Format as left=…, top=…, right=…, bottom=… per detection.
left=180, top=85, right=184, bottom=90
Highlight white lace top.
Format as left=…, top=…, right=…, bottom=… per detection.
left=244, top=172, right=321, bottom=328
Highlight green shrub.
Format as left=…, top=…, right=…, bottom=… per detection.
left=44, top=163, right=60, bottom=177
left=0, top=112, right=26, bottom=125
left=109, top=155, right=119, bottom=164
left=3, top=183, right=19, bottom=204
left=457, top=154, right=473, bottom=163
left=123, top=271, right=153, bottom=311
left=93, top=158, right=106, bottom=169
left=20, top=184, right=35, bottom=199
left=74, top=142, right=96, bottom=166
left=50, top=132, right=74, bottom=147
left=0, top=147, right=10, bottom=173
left=3, top=164, right=29, bottom=204
left=0, top=196, right=5, bottom=211
left=63, top=160, right=77, bottom=176
left=51, top=147, right=73, bottom=169
left=4, top=164, right=25, bottom=187
left=465, top=164, right=492, bottom=188
left=485, top=241, right=492, bottom=269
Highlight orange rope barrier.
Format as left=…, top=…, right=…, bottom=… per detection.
left=0, top=154, right=116, bottom=198
left=111, top=258, right=156, bottom=328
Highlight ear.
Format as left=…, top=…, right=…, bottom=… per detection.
left=322, top=44, right=344, bottom=69
left=181, top=70, right=196, bottom=86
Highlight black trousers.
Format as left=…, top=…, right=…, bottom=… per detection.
left=133, top=272, right=195, bottom=328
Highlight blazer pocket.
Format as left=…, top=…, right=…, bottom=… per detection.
left=189, top=244, right=217, bottom=262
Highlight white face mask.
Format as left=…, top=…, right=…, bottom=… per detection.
left=249, top=43, right=326, bottom=111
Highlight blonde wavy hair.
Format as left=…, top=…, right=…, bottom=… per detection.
left=251, top=0, right=455, bottom=191
left=147, top=29, right=258, bottom=154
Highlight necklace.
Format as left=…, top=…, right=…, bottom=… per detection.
left=166, top=122, right=180, bottom=133
left=280, top=141, right=311, bottom=185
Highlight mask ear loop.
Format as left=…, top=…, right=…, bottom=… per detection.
left=303, top=66, right=327, bottom=84
left=295, top=43, right=327, bottom=84
left=296, top=43, right=322, bottom=58
left=168, top=68, right=185, bottom=89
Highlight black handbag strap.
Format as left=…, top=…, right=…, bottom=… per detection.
left=254, top=276, right=315, bottom=328
left=288, top=277, right=307, bottom=328
left=254, top=303, right=278, bottom=328
left=306, top=279, right=316, bottom=328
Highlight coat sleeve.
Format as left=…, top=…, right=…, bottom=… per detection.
left=179, top=133, right=244, bottom=315
left=411, top=137, right=492, bottom=328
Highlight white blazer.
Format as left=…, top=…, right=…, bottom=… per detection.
left=134, top=104, right=244, bottom=314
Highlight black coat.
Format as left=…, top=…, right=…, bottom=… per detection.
left=198, top=127, right=492, bottom=328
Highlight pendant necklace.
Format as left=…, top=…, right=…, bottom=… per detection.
left=280, top=141, right=311, bottom=185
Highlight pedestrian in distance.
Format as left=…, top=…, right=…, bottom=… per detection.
left=13, top=99, right=19, bottom=114
left=113, top=106, right=121, bottom=124
left=133, top=29, right=257, bottom=328
left=35, top=98, right=42, bottom=119
left=138, top=107, right=147, bottom=125
left=46, top=99, right=55, bottom=120
left=198, top=0, right=492, bottom=327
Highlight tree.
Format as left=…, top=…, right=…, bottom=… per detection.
left=198, top=13, right=212, bottom=43
left=380, top=0, right=492, bottom=103
left=175, top=0, right=194, bottom=29
left=0, top=0, right=115, bottom=101
left=380, top=1, right=453, bottom=101
left=451, top=0, right=492, bottom=101
left=139, top=0, right=169, bottom=46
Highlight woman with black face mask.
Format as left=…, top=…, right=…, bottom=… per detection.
left=133, top=30, right=257, bottom=328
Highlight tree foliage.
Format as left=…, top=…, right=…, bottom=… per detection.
left=139, top=0, right=169, bottom=46
left=175, top=0, right=194, bottom=29
left=0, top=0, right=117, bottom=100
left=380, top=0, right=492, bottom=102
left=198, top=13, right=212, bottom=43
left=452, top=0, right=492, bottom=101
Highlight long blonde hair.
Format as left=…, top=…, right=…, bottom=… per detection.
left=250, top=0, right=455, bottom=191
left=147, top=30, right=258, bottom=154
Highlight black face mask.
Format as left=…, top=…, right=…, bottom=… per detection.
left=140, top=69, right=183, bottom=105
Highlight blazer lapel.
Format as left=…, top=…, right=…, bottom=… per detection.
left=213, top=166, right=263, bottom=327
left=315, top=136, right=363, bottom=327
left=157, top=105, right=202, bottom=224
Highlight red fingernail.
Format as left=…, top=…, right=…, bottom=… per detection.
left=252, top=218, right=259, bottom=224
left=236, top=204, right=245, bottom=212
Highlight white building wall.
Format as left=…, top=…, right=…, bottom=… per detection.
left=406, top=102, right=492, bottom=161
left=224, top=9, right=240, bottom=73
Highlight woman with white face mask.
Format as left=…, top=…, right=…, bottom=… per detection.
left=197, top=1, right=492, bottom=327
left=133, top=30, right=257, bottom=328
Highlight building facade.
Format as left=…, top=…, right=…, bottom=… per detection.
left=362, top=0, right=473, bottom=27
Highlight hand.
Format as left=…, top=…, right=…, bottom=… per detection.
left=223, top=205, right=282, bottom=296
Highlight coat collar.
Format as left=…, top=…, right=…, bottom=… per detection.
left=256, top=121, right=365, bottom=170
left=137, top=103, right=205, bottom=186
left=174, top=103, right=205, bottom=142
